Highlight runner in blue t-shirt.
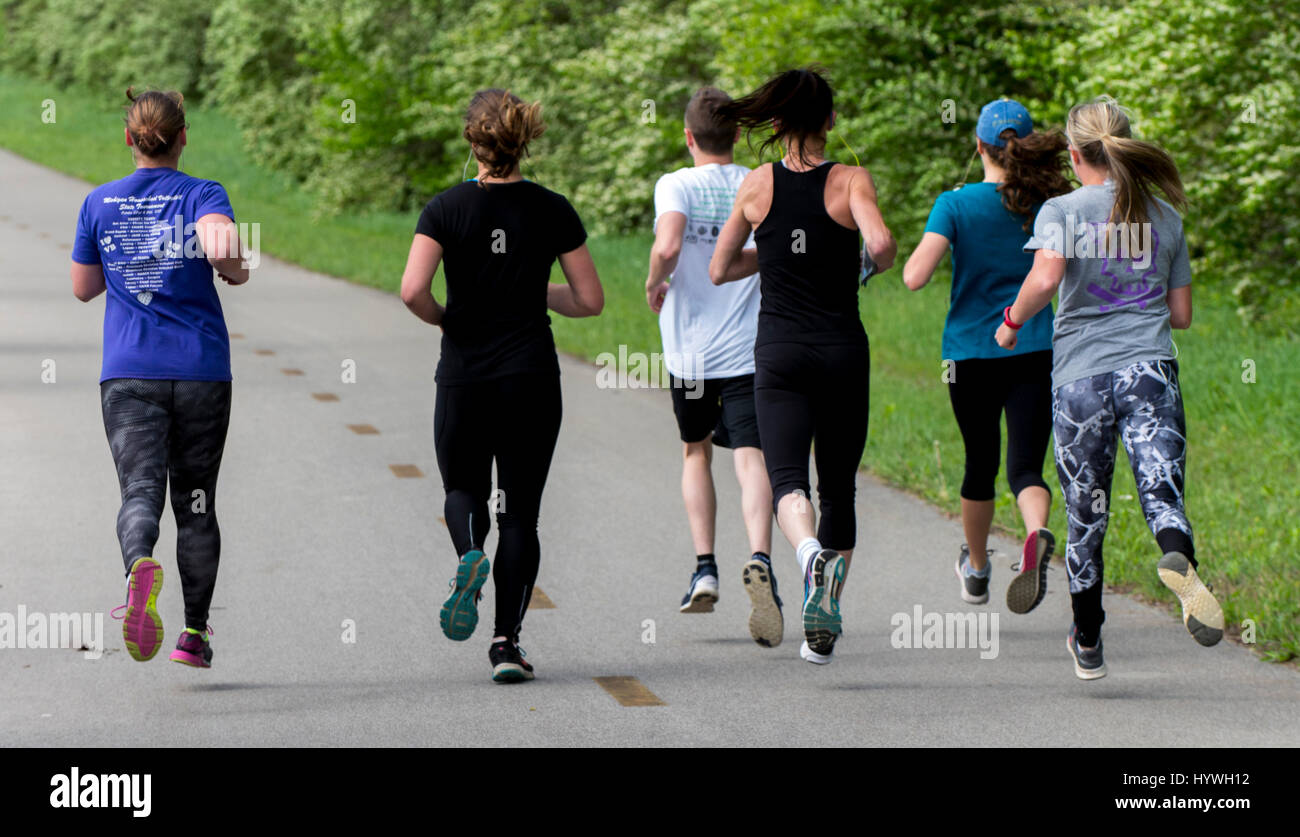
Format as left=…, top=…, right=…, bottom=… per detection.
left=71, top=88, right=251, bottom=669
left=902, top=99, right=1071, bottom=614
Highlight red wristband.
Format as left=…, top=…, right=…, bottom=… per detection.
left=1003, top=306, right=1023, bottom=330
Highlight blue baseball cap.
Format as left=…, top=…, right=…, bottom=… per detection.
left=976, top=99, right=1033, bottom=147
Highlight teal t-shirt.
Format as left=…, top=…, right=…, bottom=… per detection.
left=923, top=182, right=1053, bottom=361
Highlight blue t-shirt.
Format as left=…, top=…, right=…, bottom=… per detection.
left=72, top=167, right=235, bottom=382
left=923, top=182, right=1053, bottom=361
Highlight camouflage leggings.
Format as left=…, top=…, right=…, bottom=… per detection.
left=1053, top=359, right=1194, bottom=596
left=101, top=379, right=231, bottom=630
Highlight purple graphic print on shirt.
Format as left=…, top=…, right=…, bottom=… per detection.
left=1086, top=226, right=1162, bottom=312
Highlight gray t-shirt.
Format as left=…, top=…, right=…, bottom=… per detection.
left=1025, top=181, right=1191, bottom=389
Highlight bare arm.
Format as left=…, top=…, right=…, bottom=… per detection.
left=196, top=213, right=249, bottom=285
left=1168, top=285, right=1192, bottom=329
left=848, top=167, right=897, bottom=271
left=399, top=233, right=446, bottom=326
left=71, top=262, right=106, bottom=302
left=709, top=173, right=759, bottom=285
left=646, top=211, right=685, bottom=313
left=548, top=244, right=604, bottom=318
left=902, top=232, right=950, bottom=291
left=995, top=248, right=1065, bottom=349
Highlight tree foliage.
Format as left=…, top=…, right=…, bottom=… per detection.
left=2, top=0, right=1294, bottom=328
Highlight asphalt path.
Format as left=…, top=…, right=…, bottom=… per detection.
left=2, top=149, right=1296, bottom=746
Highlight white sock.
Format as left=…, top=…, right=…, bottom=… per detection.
left=796, top=537, right=822, bottom=577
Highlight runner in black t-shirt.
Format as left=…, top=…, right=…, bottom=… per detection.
left=400, top=88, right=604, bottom=683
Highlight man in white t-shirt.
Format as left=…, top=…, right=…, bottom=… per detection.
left=645, top=86, right=780, bottom=648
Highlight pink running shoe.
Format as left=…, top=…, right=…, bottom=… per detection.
left=111, top=557, right=165, bottom=662
left=169, top=626, right=214, bottom=668
left=1006, top=529, right=1055, bottom=614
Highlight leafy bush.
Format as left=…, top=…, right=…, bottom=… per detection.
left=1, top=0, right=210, bottom=98
left=2, top=0, right=1296, bottom=329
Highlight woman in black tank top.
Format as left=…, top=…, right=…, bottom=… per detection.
left=753, top=159, right=866, bottom=345
left=710, top=67, right=896, bottom=665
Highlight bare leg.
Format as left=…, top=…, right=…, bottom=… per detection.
left=732, top=446, right=772, bottom=556
left=1016, top=485, right=1050, bottom=536
left=682, top=439, right=716, bottom=556
left=961, top=498, right=996, bottom=570
left=775, top=490, right=815, bottom=549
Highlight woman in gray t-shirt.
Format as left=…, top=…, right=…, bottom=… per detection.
left=993, top=97, right=1224, bottom=681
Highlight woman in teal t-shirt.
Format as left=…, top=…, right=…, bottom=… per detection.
left=902, top=99, right=1071, bottom=614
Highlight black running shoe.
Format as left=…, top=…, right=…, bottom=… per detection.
left=1066, top=623, right=1106, bottom=680
left=489, top=640, right=535, bottom=683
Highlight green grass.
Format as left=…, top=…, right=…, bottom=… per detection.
left=6, top=73, right=1296, bottom=662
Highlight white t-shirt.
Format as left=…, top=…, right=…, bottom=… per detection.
left=653, top=163, right=760, bottom=380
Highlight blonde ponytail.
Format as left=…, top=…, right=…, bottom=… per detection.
left=1066, top=96, right=1187, bottom=227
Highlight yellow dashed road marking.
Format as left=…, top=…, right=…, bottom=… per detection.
left=593, top=676, right=664, bottom=707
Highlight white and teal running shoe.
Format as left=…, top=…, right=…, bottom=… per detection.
left=802, top=549, right=844, bottom=661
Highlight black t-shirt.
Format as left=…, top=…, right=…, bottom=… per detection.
left=415, top=179, right=587, bottom=384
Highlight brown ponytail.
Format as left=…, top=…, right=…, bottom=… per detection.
left=463, top=88, right=545, bottom=181
left=124, top=87, right=186, bottom=159
left=1066, top=96, right=1187, bottom=227
left=982, top=128, right=1073, bottom=231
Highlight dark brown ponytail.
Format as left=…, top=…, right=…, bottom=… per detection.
left=714, top=66, right=834, bottom=167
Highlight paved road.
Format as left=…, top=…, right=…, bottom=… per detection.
left=1, top=149, right=1296, bottom=747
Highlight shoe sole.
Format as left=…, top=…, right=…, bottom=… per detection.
left=1067, top=637, right=1107, bottom=680
left=1157, top=552, right=1224, bottom=647
left=123, top=557, right=164, bottom=662
left=802, top=551, right=844, bottom=656
left=679, top=582, right=718, bottom=614
left=954, top=557, right=989, bottom=605
left=492, top=663, right=535, bottom=683
left=1006, top=529, right=1054, bottom=614
left=800, top=640, right=832, bottom=665
left=743, top=560, right=783, bottom=648
left=169, top=647, right=211, bottom=668
left=440, top=552, right=490, bottom=642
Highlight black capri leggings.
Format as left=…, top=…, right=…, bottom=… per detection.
left=434, top=371, right=562, bottom=642
left=946, top=350, right=1052, bottom=502
left=101, top=378, right=231, bottom=631
left=754, top=340, right=869, bottom=552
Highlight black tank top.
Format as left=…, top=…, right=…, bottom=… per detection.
left=753, top=161, right=866, bottom=346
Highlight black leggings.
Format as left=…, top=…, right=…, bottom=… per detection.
left=101, top=378, right=231, bottom=630
left=754, top=340, right=869, bottom=551
left=434, top=372, right=562, bottom=642
left=947, top=351, right=1053, bottom=502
